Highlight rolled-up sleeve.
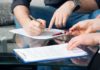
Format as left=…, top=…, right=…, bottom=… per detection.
left=95, top=0, right=100, bottom=8
left=11, top=0, right=32, bottom=12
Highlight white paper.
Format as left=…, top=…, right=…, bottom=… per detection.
left=10, top=28, right=65, bottom=40
left=13, top=44, right=87, bottom=63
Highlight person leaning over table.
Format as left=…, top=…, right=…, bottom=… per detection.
left=12, top=0, right=100, bottom=36
left=55, top=15, right=100, bottom=70
left=11, top=0, right=100, bottom=70
left=66, top=16, right=100, bottom=70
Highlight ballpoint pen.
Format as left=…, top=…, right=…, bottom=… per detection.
left=29, top=15, right=37, bottom=21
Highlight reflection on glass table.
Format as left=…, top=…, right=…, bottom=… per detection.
left=0, top=34, right=99, bottom=68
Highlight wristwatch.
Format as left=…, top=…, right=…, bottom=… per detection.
left=69, top=0, right=81, bottom=11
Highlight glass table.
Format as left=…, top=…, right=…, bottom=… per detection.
left=0, top=34, right=99, bottom=69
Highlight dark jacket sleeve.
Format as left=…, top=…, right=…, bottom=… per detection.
left=95, top=0, right=100, bottom=8
left=11, top=0, right=32, bottom=12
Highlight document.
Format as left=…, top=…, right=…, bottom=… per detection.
left=10, top=28, right=65, bottom=40
left=13, top=44, right=87, bottom=63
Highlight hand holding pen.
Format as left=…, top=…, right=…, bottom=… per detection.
left=23, top=15, right=46, bottom=36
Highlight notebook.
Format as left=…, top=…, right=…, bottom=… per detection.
left=13, top=43, right=87, bottom=63
left=10, top=28, right=65, bottom=40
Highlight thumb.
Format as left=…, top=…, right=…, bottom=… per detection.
left=69, top=24, right=79, bottom=32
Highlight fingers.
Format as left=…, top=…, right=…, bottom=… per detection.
left=37, top=19, right=46, bottom=28
left=69, top=23, right=80, bottom=32
left=70, top=30, right=80, bottom=36
left=68, top=36, right=81, bottom=50
left=48, top=15, right=56, bottom=30
left=69, top=20, right=90, bottom=35
left=57, top=14, right=63, bottom=28
left=24, top=27, right=41, bottom=36
left=63, top=14, right=67, bottom=27
left=68, top=38, right=77, bottom=50
left=69, top=23, right=81, bottom=36
left=48, top=11, right=68, bottom=30
left=55, top=14, right=63, bottom=28
left=68, top=41, right=80, bottom=50
left=24, top=19, right=46, bottom=36
left=32, top=20, right=41, bottom=27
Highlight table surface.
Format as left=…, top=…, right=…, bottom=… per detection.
left=0, top=34, right=99, bottom=67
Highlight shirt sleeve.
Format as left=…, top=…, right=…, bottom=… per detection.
left=11, top=0, right=32, bottom=12
left=95, top=0, right=100, bottom=8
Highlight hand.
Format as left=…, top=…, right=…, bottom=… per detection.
left=69, top=19, right=100, bottom=36
left=68, top=33, right=100, bottom=50
left=48, top=1, right=75, bottom=29
left=23, top=19, right=46, bottom=36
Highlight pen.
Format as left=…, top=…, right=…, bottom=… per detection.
left=29, top=15, right=38, bottom=21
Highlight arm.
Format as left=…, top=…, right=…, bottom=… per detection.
left=48, top=0, right=76, bottom=29
left=48, top=0, right=99, bottom=29
left=12, top=0, right=46, bottom=36
left=69, top=18, right=100, bottom=36
left=12, top=0, right=32, bottom=27
left=13, top=5, right=31, bottom=27
left=79, top=0, right=99, bottom=11
left=68, top=33, right=100, bottom=50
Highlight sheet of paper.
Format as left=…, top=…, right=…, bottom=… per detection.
left=13, top=44, right=87, bottom=63
left=10, top=28, right=64, bottom=40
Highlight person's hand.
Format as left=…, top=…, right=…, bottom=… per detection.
left=23, top=19, right=46, bottom=36
left=48, top=1, right=75, bottom=29
left=68, top=33, right=100, bottom=50
left=69, top=18, right=100, bottom=36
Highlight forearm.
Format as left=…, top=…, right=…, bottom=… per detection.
left=63, top=1, right=76, bottom=11
left=13, top=5, right=31, bottom=27
left=79, top=0, right=98, bottom=11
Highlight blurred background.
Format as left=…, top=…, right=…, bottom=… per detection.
left=0, top=0, right=45, bottom=6
left=0, top=0, right=45, bottom=53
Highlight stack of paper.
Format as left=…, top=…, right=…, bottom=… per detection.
left=10, top=28, right=65, bottom=40
left=13, top=44, right=87, bottom=63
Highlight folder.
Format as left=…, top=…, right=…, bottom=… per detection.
left=13, top=44, right=87, bottom=63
